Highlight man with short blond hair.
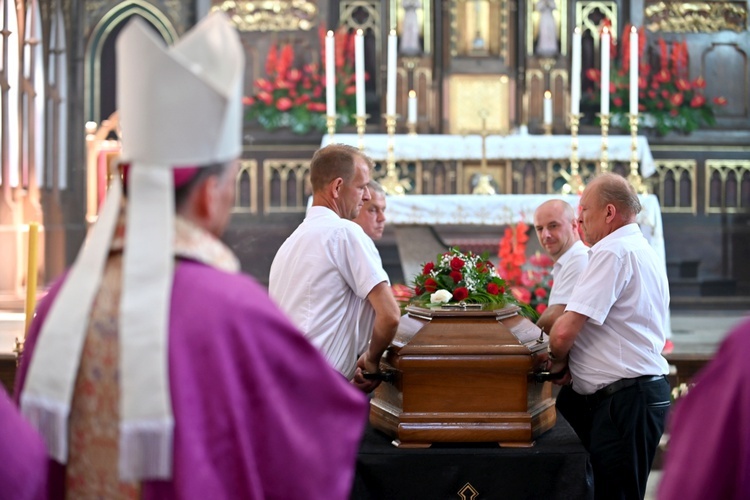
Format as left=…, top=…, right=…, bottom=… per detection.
left=354, top=180, right=387, bottom=241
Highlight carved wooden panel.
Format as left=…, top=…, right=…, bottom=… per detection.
left=644, top=1, right=747, bottom=33
left=705, top=159, right=750, bottom=213
left=654, top=160, right=698, bottom=214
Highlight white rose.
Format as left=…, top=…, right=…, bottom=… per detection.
left=431, top=289, right=453, bottom=304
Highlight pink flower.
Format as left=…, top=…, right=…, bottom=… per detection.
left=276, top=97, right=293, bottom=111
left=690, top=95, right=706, bottom=108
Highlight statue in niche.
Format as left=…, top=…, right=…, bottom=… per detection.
left=535, top=0, right=559, bottom=57
left=400, top=0, right=422, bottom=55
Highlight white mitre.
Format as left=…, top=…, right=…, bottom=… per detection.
left=20, top=12, right=244, bottom=482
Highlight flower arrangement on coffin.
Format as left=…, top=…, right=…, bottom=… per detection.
left=497, top=222, right=555, bottom=316
left=244, top=27, right=361, bottom=134
left=391, top=283, right=416, bottom=315
left=411, top=248, right=533, bottom=317
left=585, top=23, right=727, bottom=136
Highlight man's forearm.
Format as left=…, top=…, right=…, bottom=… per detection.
left=548, top=310, right=587, bottom=359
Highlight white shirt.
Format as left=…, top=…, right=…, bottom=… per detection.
left=269, top=206, right=389, bottom=379
left=548, top=240, right=589, bottom=306
left=565, top=223, right=670, bottom=395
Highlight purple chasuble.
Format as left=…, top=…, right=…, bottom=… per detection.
left=658, top=318, right=750, bottom=500
left=0, top=389, right=47, bottom=499
left=16, top=260, right=368, bottom=499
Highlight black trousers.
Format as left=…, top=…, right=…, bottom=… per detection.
left=556, top=377, right=671, bottom=500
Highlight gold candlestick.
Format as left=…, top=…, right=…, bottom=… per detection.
left=326, top=114, right=337, bottom=141
left=598, top=113, right=610, bottom=173
left=542, top=123, right=553, bottom=136
left=354, top=114, right=369, bottom=151
left=562, top=113, right=584, bottom=194
left=407, top=122, right=417, bottom=136
left=380, top=114, right=411, bottom=196
left=627, top=114, right=649, bottom=194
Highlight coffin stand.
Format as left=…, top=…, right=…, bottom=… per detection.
left=370, top=304, right=556, bottom=448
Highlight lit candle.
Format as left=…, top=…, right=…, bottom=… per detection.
left=571, top=27, right=581, bottom=115
left=408, top=90, right=417, bottom=124
left=629, top=26, right=638, bottom=116
left=325, top=30, right=336, bottom=117
left=600, top=27, right=610, bottom=115
left=543, top=90, right=553, bottom=125
left=386, top=29, right=397, bottom=116
left=355, top=29, right=365, bottom=117
left=24, top=222, right=39, bottom=335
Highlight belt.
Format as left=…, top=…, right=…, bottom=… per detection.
left=585, top=375, right=665, bottom=405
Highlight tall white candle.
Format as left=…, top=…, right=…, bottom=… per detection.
left=325, top=30, right=336, bottom=117
left=571, top=27, right=582, bottom=115
left=543, top=90, right=553, bottom=125
left=629, top=26, right=638, bottom=116
left=408, top=90, right=417, bottom=124
left=600, top=27, right=610, bottom=115
left=355, top=29, right=365, bottom=116
left=386, top=29, right=397, bottom=116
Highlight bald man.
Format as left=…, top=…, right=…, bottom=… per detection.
left=546, top=173, right=670, bottom=500
left=533, top=199, right=589, bottom=334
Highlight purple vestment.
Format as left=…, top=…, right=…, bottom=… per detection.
left=16, top=260, right=369, bottom=499
left=0, top=389, right=47, bottom=499
left=658, top=318, right=750, bottom=500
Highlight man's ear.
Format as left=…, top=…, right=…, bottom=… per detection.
left=330, top=177, right=344, bottom=199
left=193, top=175, right=218, bottom=220
left=604, top=203, right=617, bottom=223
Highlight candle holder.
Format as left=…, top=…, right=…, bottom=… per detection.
left=354, top=114, right=369, bottom=151
left=562, top=113, right=584, bottom=195
left=326, top=114, right=337, bottom=141
left=542, top=123, right=553, bottom=136
left=380, top=114, right=411, bottom=196
left=598, top=113, right=610, bottom=173
left=407, top=122, right=417, bottom=136
left=627, top=113, right=649, bottom=194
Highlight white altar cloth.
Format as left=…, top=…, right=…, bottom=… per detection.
left=322, top=134, right=655, bottom=178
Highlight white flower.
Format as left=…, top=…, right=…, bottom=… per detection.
left=431, top=289, right=453, bottom=304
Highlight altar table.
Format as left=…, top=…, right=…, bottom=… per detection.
left=351, top=413, right=593, bottom=499
left=323, top=133, right=656, bottom=177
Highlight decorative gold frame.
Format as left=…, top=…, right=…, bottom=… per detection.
left=527, top=0, right=568, bottom=56
left=262, top=159, right=311, bottom=214
left=654, top=160, right=697, bottom=215
left=705, top=159, right=750, bottom=214
left=390, top=0, right=432, bottom=54
left=448, top=75, right=510, bottom=134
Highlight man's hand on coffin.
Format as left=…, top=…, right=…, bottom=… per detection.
left=547, top=358, right=571, bottom=385
left=351, top=352, right=381, bottom=393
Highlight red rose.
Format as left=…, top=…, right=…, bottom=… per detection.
left=690, top=95, right=706, bottom=108
left=452, top=287, right=469, bottom=301
left=276, top=97, right=293, bottom=111
left=449, top=271, right=463, bottom=284
left=450, top=256, right=465, bottom=271
left=422, top=262, right=435, bottom=275
left=534, top=287, right=548, bottom=299
left=415, top=285, right=424, bottom=295
left=535, top=303, right=548, bottom=314
left=487, top=283, right=499, bottom=295
left=498, top=286, right=505, bottom=295
left=424, top=278, right=438, bottom=293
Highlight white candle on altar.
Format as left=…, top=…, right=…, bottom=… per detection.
left=543, top=90, right=553, bottom=125
left=408, top=90, right=417, bottom=124
left=386, top=29, right=397, bottom=116
left=600, top=27, right=610, bottom=115
left=355, top=29, right=365, bottom=117
left=629, top=26, right=638, bottom=116
left=325, top=30, right=336, bottom=117
left=571, top=27, right=582, bottom=115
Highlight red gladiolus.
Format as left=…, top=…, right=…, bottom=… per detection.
left=670, top=109, right=679, bottom=117
left=306, top=102, right=326, bottom=112
left=638, top=76, right=648, bottom=89
left=656, top=102, right=664, bottom=110
left=675, top=79, right=691, bottom=92
left=670, top=93, right=684, bottom=107
left=613, top=97, right=623, bottom=107
left=690, top=95, right=706, bottom=108
left=265, top=44, right=278, bottom=77
left=648, top=90, right=657, bottom=99
left=278, top=44, right=294, bottom=79
left=713, top=96, right=728, bottom=106
left=486, top=283, right=499, bottom=295
left=693, top=76, right=706, bottom=89
left=423, top=262, right=435, bottom=275
left=256, top=79, right=273, bottom=92
left=242, top=96, right=254, bottom=106
left=639, top=104, right=646, bottom=111
left=449, top=271, right=463, bottom=284
left=450, top=256, right=465, bottom=271
left=276, top=97, right=292, bottom=111
left=257, top=91, right=273, bottom=105
left=424, top=278, right=438, bottom=293
left=655, top=69, right=671, bottom=83
left=529, top=253, right=553, bottom=267
left=288, top=68, right=302, bottom=82
left=661, top=90, right=670, bottom=99
left=609, top=82, right=616, bottom=93
left=452, top=287, right=469, bottom=302
left=344, top=85, right=356, bottom=95
left=536, top=303, right=548, bottom=314
left=585, top=68, right=600, bottom=83
left=511, top=286, right=531, bottom=304
left=534, top=287, right=548, bottom=299
left=312, top=86, right=322, bottom=98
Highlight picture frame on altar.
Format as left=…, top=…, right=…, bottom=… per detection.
left=391, top=0, right=432, bottom=55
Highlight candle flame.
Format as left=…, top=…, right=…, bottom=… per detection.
left=574, top=26, right=581, bottom=34
left=356, top=28, right=363, bottom=36
left=389, top=29, right=396, bottom=36
left=631, top=26, right=637, bottom=33
left=326, top=30, right=334, bottom=37
left=544, top=90, right=552, bottom=99
left=409, top=90, right=416, bottom=98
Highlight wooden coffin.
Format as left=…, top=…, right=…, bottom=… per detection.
left=370, top=304, right=556, bottom=448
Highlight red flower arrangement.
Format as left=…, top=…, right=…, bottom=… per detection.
left=244, top=27, right=361, bottom=134
left=498, top=223, right=554, bottom=316
left=585, top=23, right=727, bottom=135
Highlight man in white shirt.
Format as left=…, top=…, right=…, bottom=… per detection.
left=353, top=181, right=387, bottom=241
left=533, top=199, right=588, bottom=334
left=269, top=144, right=401, bottom=393
left=547, top=173, right=671, bottom=499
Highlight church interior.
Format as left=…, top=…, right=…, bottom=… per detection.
left=0, top=0, right=749, bottom=496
